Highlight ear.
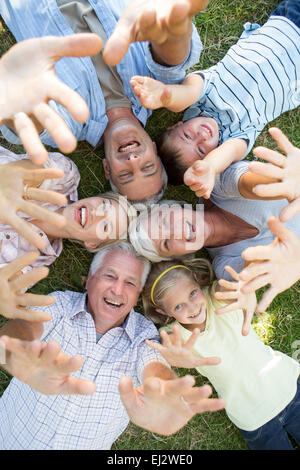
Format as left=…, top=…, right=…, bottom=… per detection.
left=85, top=271, right=92, bottom=289
left=155, top=307, right=166, bottom=316
left=102, top=159, right=110, bottom=180
left=193, top=272, right=198, bottom=282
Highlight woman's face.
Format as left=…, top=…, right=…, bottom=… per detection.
left=61, top=197, right=128, bottom=249
left=158, top=276, right=207, bottom=327
left=142, top=205, right=204, bottom=257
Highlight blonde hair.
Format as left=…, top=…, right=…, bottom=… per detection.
left=71, top=192, right=137, bottom=253
left=142, top=256, right=215, bottom=326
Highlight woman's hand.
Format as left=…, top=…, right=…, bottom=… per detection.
left=0, top=163, right=67, bottom=249
left=214, top=265, right=257, bottom=336
left=0, top=251, right=54, bottom=322
left=146, top=324, right=220, bottom=368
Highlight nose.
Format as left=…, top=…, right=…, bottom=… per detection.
left=195, top=128, right=209, bottom=142
left=111, top=279, right=124, bottom=297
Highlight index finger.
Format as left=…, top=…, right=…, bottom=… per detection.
left=43, top=33, right=102, bottom=59
left=0, top=251, right=39, bottom=279
left=269, top=127, right=295, bottom=156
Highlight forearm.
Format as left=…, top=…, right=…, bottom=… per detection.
left=142, top=361, right=177, bottom=382
left=205, top=138, right=247, bottom=175
left=150, top=23, right=193, bottom=66
left=165, top=73, right=203, bottom=112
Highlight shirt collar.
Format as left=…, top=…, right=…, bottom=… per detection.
left=68, top=292, right=138, bottom=342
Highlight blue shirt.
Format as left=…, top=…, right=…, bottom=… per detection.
left=184, top=16, right=300, bottom=158
left=0, top=0, right=203, bottom=147
left=0, top=290, right=168, bottom=450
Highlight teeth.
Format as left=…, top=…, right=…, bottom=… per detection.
left=81, top=207, right=86, bottom=227
left=119, top=142, right=139, bottom=152
left=105, top=299, right=122, bottom=307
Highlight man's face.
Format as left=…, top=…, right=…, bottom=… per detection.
left=86, top=250, right=143, bottom=333
left=103, top=118, right=164, bottom=201
left=167, top=117, right=219, bottom=169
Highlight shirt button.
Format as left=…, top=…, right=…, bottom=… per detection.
left=39, top=233, right=44, bottom=237
left=5, top=234, right=10, bottom=239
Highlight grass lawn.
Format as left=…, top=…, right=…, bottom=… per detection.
left=0, top=0, right=300, bottom=451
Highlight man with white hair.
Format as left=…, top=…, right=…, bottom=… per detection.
left=0, top=242, right=224, bottom=450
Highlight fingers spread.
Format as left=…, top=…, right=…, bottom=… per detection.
left=13, top=112, right=49, bottom=165
left=0, top=251, right=39, bottom=279
left=26, top=187, right=67, bottom=207
left=10, top=266, right=49, bottom=292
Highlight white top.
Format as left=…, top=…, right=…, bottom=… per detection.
left=163, top=282, right=300, bottom=431
left=0, top=146, right=80, bottom=273
left=0, top=290, right=168, bottom=450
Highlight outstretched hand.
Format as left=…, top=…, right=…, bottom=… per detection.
left=0, top=34, right=102, bottom=164
left=214, top=265, right=258, bottom=336
left=0, top=163, right=67, bottom=249
left=103, top=0, right=209, bottom=66
left=0, top=335, right=96, bottom=395
left=130, top=75, right=172, bottom=110
left=184, top=160, right=216, bottom=198
left=240, top=216, right=300, bottom=313
left=0, top=251, right=54, bottom=322
left=119, top=373, right=225, bottom=435
left=250, top=128, right=300, bottom=222
left=146, top=324, right=221, bottom=368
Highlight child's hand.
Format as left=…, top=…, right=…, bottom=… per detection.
left=130, top=75, right=172, bottom=110
left=250, top=128, right=300, bottom=222
left=183, top=160, right=216, bottom=198
left=146, top=324, right=221, bottom=368
left=214, top=265, right=257, bottom=336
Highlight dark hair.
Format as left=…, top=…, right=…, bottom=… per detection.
left=156, top=130, right=188, bottom=186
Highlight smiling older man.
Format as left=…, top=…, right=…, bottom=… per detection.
left=0, top=242, right=224, bottom=450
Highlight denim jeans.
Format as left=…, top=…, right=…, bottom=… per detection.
left=239, top=380, right=300, bottom=450
left=271, top=0, right=300, bottom=28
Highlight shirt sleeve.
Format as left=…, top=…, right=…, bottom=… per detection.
left=142, top=24, right=203, bottom=84
left=136, top=341, right=170, bottom=385
left=213, top=161, right=250, bottom=199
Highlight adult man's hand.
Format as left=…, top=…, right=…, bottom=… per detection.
left=0, top=251, right=54, bottom=322
left=240, top=217, right=300, bottom=312
left=0, top=34, right=102, bottom=164
left=249, top=128, right=300, bottom=222
left=0, top=163, right=67, bottom=249
left=119, top=373, right=225, bottom=435
left=103, top=0, right=209, bottom=66
left=0, top=335, right=96, bottom=395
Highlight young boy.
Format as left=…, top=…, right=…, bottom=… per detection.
left=130, top=1, right=300, bottom=198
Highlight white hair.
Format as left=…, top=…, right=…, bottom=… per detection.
left=89, top=241, right=151, bottom=290
left=109, top=161, right=168, bottom=208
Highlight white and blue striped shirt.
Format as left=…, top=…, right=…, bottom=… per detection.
left=184, top=16, right=300, bottom=157
left=0, top=290, right=168, bottom=450
left=0, top=0, right=203, bottom=148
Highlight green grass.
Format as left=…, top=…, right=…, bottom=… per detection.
left=0, top=0, right=300, bottom=450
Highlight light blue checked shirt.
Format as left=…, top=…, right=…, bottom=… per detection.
left=0, top=0, right=203, bottom=148
left=0, top=290, right=168, bottom=450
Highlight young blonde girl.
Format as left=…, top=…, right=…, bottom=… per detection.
left=142, top=257, right=300, bottom=450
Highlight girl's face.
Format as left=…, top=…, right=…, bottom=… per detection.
left=61, top=196, right=128, bottom=249
left=157, top=276, right=207, bottom=328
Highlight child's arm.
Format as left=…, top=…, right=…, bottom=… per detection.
left=184, top=138, right=247, bottom=198
left=146, top=324, right=221, bottom=368
left=214, top=265, right=257, bottom=336
left=130, top=73, right=204, bottom=112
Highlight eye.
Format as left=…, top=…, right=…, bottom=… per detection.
left=184, top=132, right=191, bottom=140
left=126, top=281, right=136, bottom=287
left=198, top=146, right=205, bottom=157
left=175, top=304, right=182, bottom=311
left=190, top=290, right=197, bottom=297
left=163, top=239, right=169, bottom=251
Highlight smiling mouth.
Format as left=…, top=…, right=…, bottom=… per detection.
left=104, top=298, right=124, bottom=308
left=185, top=222, right=196, bottom=242
left=201, top=124, right=212, bottom=138
left=189, top=306, right=205, bottom=319
left=75, top=206, right=88, bottom=228
left=118, top=140, right=140, bottom=152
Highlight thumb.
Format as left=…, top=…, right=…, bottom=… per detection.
left=267, top=216, right=292, bottom=241
left=279, top=199, right=300, bottom=223
left=103, top=20, right=132, bottom=66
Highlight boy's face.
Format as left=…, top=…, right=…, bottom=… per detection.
left=167, top=117, right=219, bottom=168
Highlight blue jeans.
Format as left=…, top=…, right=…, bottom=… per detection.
left=271, top=0, right=300, bottom=28
left=239, top=380, right=300, bottom=450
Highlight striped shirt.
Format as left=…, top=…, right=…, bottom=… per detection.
left=0, top=0, right=203, bottom=148
left=0, top=290, right=168, bottom=450
left=0, top=146, right=80, bottom=275
left=184, top=16, right=300, bottom=157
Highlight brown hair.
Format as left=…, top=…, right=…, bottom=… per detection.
left=142, top=256, right=214, bottom=325
left=156, top=130, right=188, bottom=186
